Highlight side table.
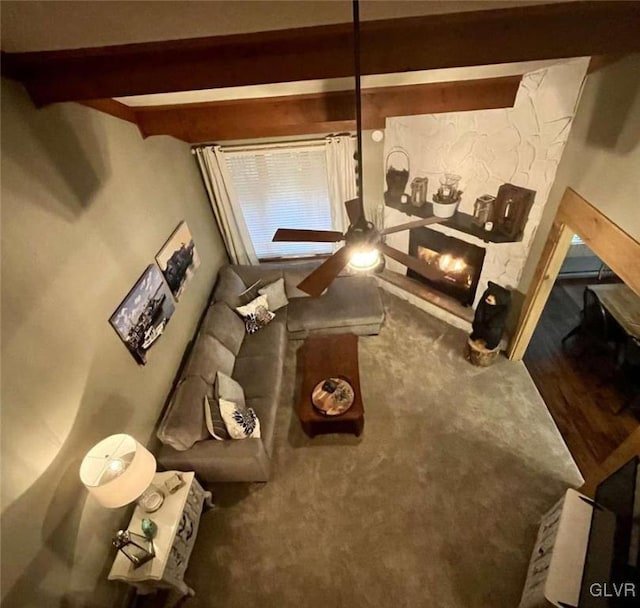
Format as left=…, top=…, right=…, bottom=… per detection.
left=108, top=471, right=213, bottom=597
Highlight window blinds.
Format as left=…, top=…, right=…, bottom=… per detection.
left=224, top=145, right=334, bottom=259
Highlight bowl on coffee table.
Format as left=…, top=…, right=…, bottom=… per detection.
left=311, top=377, right=355, bottom=416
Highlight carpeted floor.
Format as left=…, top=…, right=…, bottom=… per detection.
left=151, top=292, right=582, bottom=608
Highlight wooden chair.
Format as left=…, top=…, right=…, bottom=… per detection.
left=562, top=287, right=623, bottom=369
left=562, top=287, right=610, bottom=347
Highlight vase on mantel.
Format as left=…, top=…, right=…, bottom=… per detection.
left=432, top=174, right=462, bottom=218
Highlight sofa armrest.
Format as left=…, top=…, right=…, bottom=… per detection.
left=157, top=437, right=271, bottom=483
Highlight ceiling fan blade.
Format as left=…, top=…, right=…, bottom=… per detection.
left=296, top=246, right=353, bottom=297
left=344, top=198, right=363, bottom=225
left=380, top=243, right=443, bottom=283
left=273, top=228, right=345, bottom=243
left=381, top=216, right=442, bottom=236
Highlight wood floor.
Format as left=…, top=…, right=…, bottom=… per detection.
left=524, top=281, right=639, bottom=480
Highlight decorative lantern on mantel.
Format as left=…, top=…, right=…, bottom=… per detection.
left=113, top=529, right=155, bottom=568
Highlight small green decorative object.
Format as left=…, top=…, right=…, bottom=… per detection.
left=141, top=518, right=158, bottom=540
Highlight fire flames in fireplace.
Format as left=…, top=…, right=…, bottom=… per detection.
left=416, top=246, right=473, bottom=287
left=408, top=227, right=486, bottom=306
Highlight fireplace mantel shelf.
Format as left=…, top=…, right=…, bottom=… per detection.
left=385, top=198, right=518, bottom=244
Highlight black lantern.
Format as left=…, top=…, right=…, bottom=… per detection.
left=113, top=529, right=155, bottom=568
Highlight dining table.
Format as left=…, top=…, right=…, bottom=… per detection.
left=589, top=283, right=640, bottom=340
left=590, top=283, right=640, bottom=413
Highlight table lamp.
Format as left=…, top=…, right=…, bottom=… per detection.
left=80, top=433, right=164, bottom=512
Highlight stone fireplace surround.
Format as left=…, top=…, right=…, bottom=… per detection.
left=382, top=58, right=590, bottom=311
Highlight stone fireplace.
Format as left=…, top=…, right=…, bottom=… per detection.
left=407, top=228, right=486, bottom=306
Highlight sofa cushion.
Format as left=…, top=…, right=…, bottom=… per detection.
left=157, top=376, right=210, bottom=451
left=247, top=396, right=278, bottom=455
left=233, top=353, right=283, bottom=401
left=213, top=266, right=247, bottom=309
left=287, top=275, right=384, bottom=333
left=237, top=316, right=287, bottom=359
left=157, top=436, right=271, bottom=483
left=185, top=334, right=235, bottom=385
left=201, top=302, right=245, bottom=355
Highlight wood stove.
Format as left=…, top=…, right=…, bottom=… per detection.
left=407, top=227, right=486, bottom=306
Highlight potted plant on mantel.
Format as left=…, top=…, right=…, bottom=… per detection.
left=432, top=173, right=463, bottom=218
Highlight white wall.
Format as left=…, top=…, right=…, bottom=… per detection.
left=381, top=58, right=589, bottom=306
left=1, top=79, right=227, bottom=608
left=518, top=53, right=640, bottom=293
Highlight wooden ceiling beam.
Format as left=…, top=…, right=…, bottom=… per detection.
left=3, top=2, right=640, bottom=106
left=132, top=75, right=520, bottom=142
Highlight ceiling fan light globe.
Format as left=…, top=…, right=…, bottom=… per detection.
left=349, top=247, right=380, bottom=272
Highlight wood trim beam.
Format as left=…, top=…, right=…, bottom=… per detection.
left=134, top=76, right=520, bottom=142
left=556, top=189, right=640, bottom=296
left=4, top=2, right=640, bottom=106
left=508, top=187, right=640, bottom=360
left=507, top=216, right=573, bottom=361
left=79, top=99, right=137, bottom=124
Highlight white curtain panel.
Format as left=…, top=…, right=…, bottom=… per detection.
left=325, top=135, right=356, bottom=238
left=194, top=146, right=258, bottom=265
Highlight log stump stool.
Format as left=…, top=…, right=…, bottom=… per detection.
left=465, top=336, right=500, bottom=367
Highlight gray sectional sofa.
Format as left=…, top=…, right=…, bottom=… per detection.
left=156, top=261, right=384, bottom=482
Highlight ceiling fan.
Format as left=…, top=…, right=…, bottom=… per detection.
left=272, top=0, right=442, bottom=297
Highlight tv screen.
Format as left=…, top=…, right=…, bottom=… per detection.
left=580, top=457, right=640, bottom=607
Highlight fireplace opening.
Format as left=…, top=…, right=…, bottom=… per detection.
left=407, top=227, right=486, bottom=306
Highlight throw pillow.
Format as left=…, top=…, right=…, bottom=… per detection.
left=235, top=294, right=269, bottom=317
left=235, top=294, right=275, bottom=334
left=219, top=398, right=261, bottom=439
left=258, top=277, right=289, bottom=311
left=215, top=371, right=246, bottom=408
left=203, top=395, right=230, bottom=440
left=238, top=280, right=262, bottom=305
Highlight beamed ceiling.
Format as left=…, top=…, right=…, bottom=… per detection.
left=2, top=1, right=639, bottom=142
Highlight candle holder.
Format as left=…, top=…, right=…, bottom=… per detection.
left=472, top=194, right=496, bottom=227
left=410, top=177, right=429, bottom=207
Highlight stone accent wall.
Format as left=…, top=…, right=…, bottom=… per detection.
left=383, top=58, right=589, bottom=307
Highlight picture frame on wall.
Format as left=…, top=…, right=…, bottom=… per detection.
left=155, top=221, right=200, bottom=300
left=109, top=265, right=176, bottom=365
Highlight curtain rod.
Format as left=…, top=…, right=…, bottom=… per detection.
left=191, top=135, right=355, bottom=155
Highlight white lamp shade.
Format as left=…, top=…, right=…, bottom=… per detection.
left=79, top=434, right=156, bottom=508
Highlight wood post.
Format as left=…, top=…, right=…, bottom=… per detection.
left=508, top=215, right=573, bottom=360
left=508, top=187, right=640, bottom=361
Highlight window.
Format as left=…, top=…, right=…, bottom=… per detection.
left=224, top=145, right=333, bottom=259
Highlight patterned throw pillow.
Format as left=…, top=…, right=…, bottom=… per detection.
left=236, top=295, right=275, bottom=334
left=203, top=396, right=230, bottom=440
left=219, top=398, right=261, bottom=439
left=245, top=305, right=274, bottom=334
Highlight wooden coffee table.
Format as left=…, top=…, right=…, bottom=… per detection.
left=297, top=333, right=364, bottom=438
